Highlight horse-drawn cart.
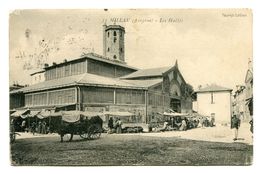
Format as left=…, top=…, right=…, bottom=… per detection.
left=57, top=111, right=103, bottom=142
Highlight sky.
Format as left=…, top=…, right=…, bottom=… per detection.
left=9, top=9, right=252, bottom=91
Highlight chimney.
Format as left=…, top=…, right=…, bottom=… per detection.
left=175, top=60, right=178, bottom=68
left=44, top=63, right=49, bottom=68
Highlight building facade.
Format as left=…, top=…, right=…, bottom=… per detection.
left=244, top=68, right=253, bottom=117
left=194, top=84, right=232, bottom=125
left=232, top=85, right=251, bottom=122
left=10, top=24, right=193, bottom=126
left=232, top=58, right=253, bottom=121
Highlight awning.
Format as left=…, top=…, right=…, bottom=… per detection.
left=38, top=109, right=62, bottom=119
left=61, top=111, right=81, bottom=123
left=28, top=110, right=40, bottom=117
left=162, top=112, right=188, bottom=117
left=104, top=111, right=135, bottom=116
left=11, top=109, right=30, bottom=118
left=82, top=111, right=104, bottom=117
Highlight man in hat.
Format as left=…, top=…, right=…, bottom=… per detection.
left=231, top=114, right=240, bottom=141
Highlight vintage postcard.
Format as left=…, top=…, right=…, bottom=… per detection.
left=9, top=9, right=253, bottom=166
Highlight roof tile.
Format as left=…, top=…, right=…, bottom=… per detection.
left=11, top=73, right=162, bottom=94
left=121, top=66, right=171, bottom=79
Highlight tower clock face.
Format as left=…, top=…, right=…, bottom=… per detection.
left=170, top=83, right=181, bottom=96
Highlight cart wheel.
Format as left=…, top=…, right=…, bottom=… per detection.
left=79, top=132, right=89, bottom=139
left=88, top=124, right=102, bottom=140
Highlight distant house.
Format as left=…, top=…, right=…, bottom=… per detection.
left=30, top=69, right=45, bottom=85
left=194, top=84, right=232, bottom=125
left=10, top=84, right=25, bottom=110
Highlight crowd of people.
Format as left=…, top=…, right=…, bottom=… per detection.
left=11, top=113, right=253, bottom=141
left=149, top=115, right=215, bottom=132
left=107, top=117, right=123, bottom=134
left=11, top=118, right=49, bottom=135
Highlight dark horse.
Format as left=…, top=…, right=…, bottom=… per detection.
left=58, top=115, right=103, bottom=142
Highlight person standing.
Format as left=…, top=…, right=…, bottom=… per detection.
left=41, top=121, right=47, bottom=134
left=231, top=114, right=241, bottom=141
left=38, top=121, right=42, bottom=134
left=116, top=118, right=122, bottom=134
left=21, top=120, right=26, bottom=132
left=108, top=117, right=114, bottom=134
left=179, top=118, right=187, bottom=131
left=31, top=121, right=36, bottom=135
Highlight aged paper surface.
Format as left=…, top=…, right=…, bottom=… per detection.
left=9, top=9, right=253, bottom=166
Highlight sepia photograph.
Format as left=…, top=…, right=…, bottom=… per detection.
left=9, top=9, right=253, bottom=166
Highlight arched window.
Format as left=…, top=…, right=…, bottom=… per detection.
left=113, top=55, right=117, bottom=59
left=113, top=31, right=117, bottom=36
left=107, top=47, right=110, bottom=52
left=120, top=31, right=122, bottom=37
left=120, top=48, right=123, bottom=52
left=107, top=32, right=110, bottom=38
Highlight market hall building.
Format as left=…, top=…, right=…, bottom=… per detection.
left=10, top=24, right=193, bottom=125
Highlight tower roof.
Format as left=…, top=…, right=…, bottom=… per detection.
left=105, top=25, right=125, bottom=32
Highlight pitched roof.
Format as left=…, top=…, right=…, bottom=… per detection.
left=121, top=79, right=163, bottom=88
left=44, top=52, right=138, bottom=71
left=10, top=73, right=158, bottom=94
left=121, top=66, right=171, bottom=79
left=196, top=84, right=232, bottom=93
left=30, top=69, right=45, bottom=76
left=105, top=25, right=125, bottom=31
left=76, top=73, right=142, bottom=89
left=11, top=74, right=83, bottom=93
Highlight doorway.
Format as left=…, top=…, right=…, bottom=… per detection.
left=170, top=99, right=181, bottom=113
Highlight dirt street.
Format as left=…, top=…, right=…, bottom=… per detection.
left=11, top=123, right=253, bottom=166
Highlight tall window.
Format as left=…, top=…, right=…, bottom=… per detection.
left=113, top=31, right=117, bottom=36
left=211, top=92, right=214, bottom=104
left=48, top=89, right=75, bottom=105
left=107, top=32, right=110, bottom=38
left=107, top=47, right=110, bottom=52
